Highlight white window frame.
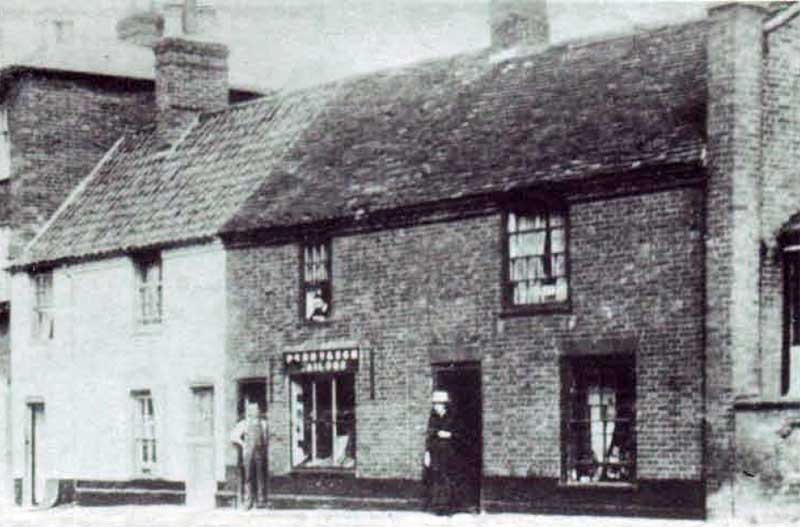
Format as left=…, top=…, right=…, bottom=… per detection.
left=0, top=105, right=9, bottom=182
left=132, top=390, right=158, bottom=476
left=31, top=271, right=54, bottom=341
left=134, top=253, right=163, bottom=327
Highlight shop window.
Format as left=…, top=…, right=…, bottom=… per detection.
left=32, top=270, right=54, bottom=341
left=503, top=202, right=568, bottom=310
left=783, top=249, right=800, bottom=396
left=290, top=373, right=355, bottom=470
left=132, top=391, right=157, bottom=475
left=134, top=253, right=162, bottom=326
left=301, top=240, right=332, bottom=322
left=562, top=356, right=635, bottom=485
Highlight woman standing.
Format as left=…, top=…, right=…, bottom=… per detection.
left=423, top=390, right=458, bottom=515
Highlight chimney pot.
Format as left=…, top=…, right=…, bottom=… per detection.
left=490, top=0, right=549, bottom=50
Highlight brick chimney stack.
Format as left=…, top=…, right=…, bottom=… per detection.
left=489, top=0, right=549, bottom=49
left=154, top=37, right=229, bottom=143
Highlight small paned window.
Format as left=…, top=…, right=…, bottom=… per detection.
left=504, top=204, right=568, bottom=308
left=0, top=106, right=10, bottom=181
left=563, top=356, right=636, bottom=485
left=301, top=240, right=331, bottom=322
left=134, top=253, right=162, bottom=326
left=783, top=249, right=800, bottom=395
left=132, top=391, right=157, bottom=475
left=290, top=373, right=355, bottom=470
left=32, top=271, right=54, bottom=340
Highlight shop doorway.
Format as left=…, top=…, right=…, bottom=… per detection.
left=432, top=362, right=482, bottom=512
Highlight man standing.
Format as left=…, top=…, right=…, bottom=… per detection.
left=230, top=402, right=268, bottom=509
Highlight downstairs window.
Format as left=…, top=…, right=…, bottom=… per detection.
left=562, top=355, right=636, bottom=485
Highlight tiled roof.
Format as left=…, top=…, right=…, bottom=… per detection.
left=19, top=20, right=708, bottom=268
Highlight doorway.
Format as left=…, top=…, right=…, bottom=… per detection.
left=187, top=385, right=216, bottom=507
left=432, top=362, right=482, bottom=512
left=236, top=379, right=267, bottom=504
left=26, top=402, right=45, bottom=506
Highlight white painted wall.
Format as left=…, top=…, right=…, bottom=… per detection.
left=9, top=241, right=228, bottom=503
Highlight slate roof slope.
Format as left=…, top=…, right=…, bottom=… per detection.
left=19, top=20, right=708, bottom=268
left=225, top=19, right=707, bottom=233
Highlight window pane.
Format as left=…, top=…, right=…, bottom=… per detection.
left=290, top=373, right=356, bottom=469
left=565, top=361, right=635, bottom=484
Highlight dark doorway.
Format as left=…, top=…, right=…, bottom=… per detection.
left=236, top=379, right=268, bottom=505
left=237, top=378, right=267, bottom=419
left=433, top=362, right=482, bottom=512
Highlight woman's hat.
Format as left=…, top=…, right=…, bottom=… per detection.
left=432, top=390, right=450, bottom=403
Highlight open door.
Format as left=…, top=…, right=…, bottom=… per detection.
left=186, top=386, right=216, bottom=508
left=433, top=362, right=482, bottom=512
left=26, top=402, right=45, bottom=506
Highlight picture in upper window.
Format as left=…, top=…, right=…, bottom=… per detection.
left=562, top=356, right=636, bottom=485
left=505, top=204, right=568, bottom=307
left=134, top=253, right=162, bottom=326
left=302, top=240, right=331, bottom=322
left=32, top=270, right=54, bottom=340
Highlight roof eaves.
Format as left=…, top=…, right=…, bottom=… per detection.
left=764, top=2, right=800, bottom=32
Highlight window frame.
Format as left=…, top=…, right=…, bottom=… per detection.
left=299, top=238, right=333, bottom=324
left=131, top=390, right=158, bottom=476
left=0, top=105, right=10, bottom=182
left=289, top=372, right=356, bottom=472
left=500, top=196, right=571, bottom=316
left=560, top=354, right=636, bottom=487
left=31, top=270, right=54, bottom=342
left=783, top=247, right=800, bottom=396
left=133, top=252, right=163, bottom=328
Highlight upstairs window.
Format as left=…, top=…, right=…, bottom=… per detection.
left=32, top=270, right=54, bottom=341
left=562, top=355, right=636, bottom=485
left=0, top=106, right=10, bottom=181
left=784, top=248, right=800, bottom=396
left=301, top=240, right=332, bottom=322
left=503, top=201, right=568, bottom=310
left=134, top=253, right=162, bottom=326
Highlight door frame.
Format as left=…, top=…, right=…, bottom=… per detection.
left=26, top=400, right=45, bottom=506
left=431, top=361, right=483, bottom=511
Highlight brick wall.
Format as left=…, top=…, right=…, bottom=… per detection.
left=704, top=2, right=769, bottom=499
left=2, top=72, right=156, bottom=257
left=225, top=184, right=705, bottom=483
left=759, top=13, right=800, bottom=400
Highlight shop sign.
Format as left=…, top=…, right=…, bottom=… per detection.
left=283, top=348, right=360, bottom=374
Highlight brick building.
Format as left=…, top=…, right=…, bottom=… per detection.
left=6, top=0, right=800, bottom=520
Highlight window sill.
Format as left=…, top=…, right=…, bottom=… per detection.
left=558, top=480, right=637, bottom=491
left=133, top=323, right=164, bottom=337
left=499, top=302, right=571, bottom=318
left=734, top=399, right=800, bottom=411
left=300, top=319, right=334, bottom=328
left=289, top=466, right=356, bottom=477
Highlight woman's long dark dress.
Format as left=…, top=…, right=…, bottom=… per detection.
left=424, top=409, right=459, bottom=514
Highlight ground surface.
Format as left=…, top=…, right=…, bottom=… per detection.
left=0, top=506, right=795, bottom=527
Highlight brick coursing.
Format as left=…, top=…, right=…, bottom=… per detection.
left=225, top=184, right=705, bottom=483
left=2, top=72, right=156, bottom=258
left=704, top=2, right=770, bottom=496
